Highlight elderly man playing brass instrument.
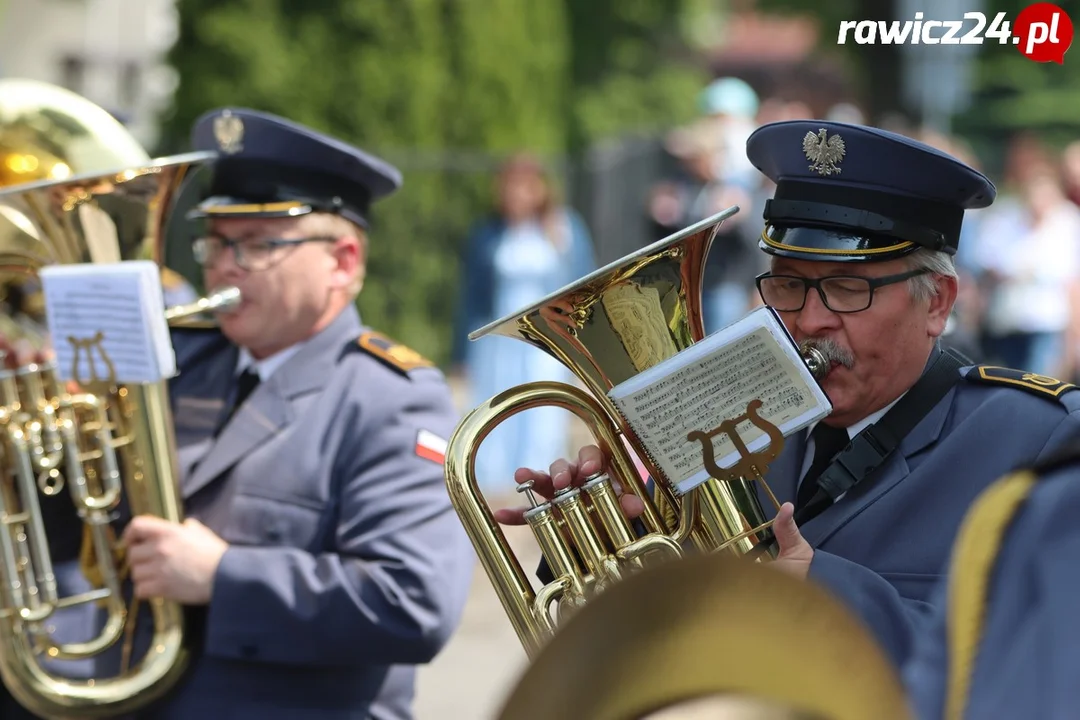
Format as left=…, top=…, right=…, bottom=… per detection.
left=498, top=120, right=1080, bottom=669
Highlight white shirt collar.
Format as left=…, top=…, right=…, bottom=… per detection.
left=235, top=342, right=305, bottom=382
left=808, top=391, right=907, bottom=441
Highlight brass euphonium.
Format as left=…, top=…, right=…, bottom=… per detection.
left=0, top=79, right=237, bottom=717
left=445, top=207, right=828, bottom=657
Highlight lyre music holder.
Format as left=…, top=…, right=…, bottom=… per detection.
left=686, top=397, right=786, bottom=529
left=67, top=331, right=118, bottom=394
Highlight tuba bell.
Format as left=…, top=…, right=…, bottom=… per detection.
left=0, top=80, right=237, bottom=717
left=495, top=552, right=911, bottom=720
left=444, top=207, right=829, bottom=658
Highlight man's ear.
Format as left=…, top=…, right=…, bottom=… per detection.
left=330, top=235, right=363, bottom=291
left=926, top=273, right=958, bottom=338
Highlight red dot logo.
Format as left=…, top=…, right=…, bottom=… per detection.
left=1014, top=3, right=1073, bottom=63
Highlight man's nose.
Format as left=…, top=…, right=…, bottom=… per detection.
left=794, top=286, right=841, bottom=337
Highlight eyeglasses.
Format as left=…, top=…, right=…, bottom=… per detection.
left=191, top=235, right=335, bottom=272
left=755, top=269, right=931, bottom=314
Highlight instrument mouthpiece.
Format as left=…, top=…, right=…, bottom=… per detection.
left=800, top=341, right=829, bottom=380
left=164, top=286, right=242, bottom=323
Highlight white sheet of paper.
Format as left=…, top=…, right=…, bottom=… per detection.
left=608, top=305, right=832, bottom=494
left=39, top=261, right=176, bottom=385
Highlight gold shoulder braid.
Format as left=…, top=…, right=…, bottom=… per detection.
left=355, top=331, right=434, bottom=375
left=944, top=469, right=1039, bottom=720
left=964, top=366, right=1078, bottom=399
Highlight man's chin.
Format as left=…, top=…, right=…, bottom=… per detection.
left=217, top=314, right=252, bottom=345
left=820, top=366, right=854, bottom=402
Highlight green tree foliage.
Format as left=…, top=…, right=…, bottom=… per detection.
left=564, top=0, right=707, bottom=149
left=162, top=0, right=703, bottom=365
left=161, top=0, right=567, bottom=365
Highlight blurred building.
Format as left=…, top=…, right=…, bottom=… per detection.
left=0, top=0, right=178, bottom=149
left=704, top=8, right=855, bottom=119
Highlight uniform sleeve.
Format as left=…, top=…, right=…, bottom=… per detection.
left=203, top=370, right=475, bottom=667
left=807, top=551, right=938, bottom=667
left=901, top=579, right=950, bottom=720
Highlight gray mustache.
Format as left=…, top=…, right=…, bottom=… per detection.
left=803, top=337, right=855, bottom=369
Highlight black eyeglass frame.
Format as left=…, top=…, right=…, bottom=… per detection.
left=754, top=268, right=932, bottom=314
left=191, top=234, right=338, bottom=272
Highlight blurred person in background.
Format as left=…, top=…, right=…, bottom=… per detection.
left=964, top=133, right=1076, bottom=374
left=647, top=118, right=759, bottom=333
left=698, top=76, right=761, bottom=190
left=972, top=146, right=1080, bottom=376
left=1060, top=139, right=1080, bottom=208
left=452, top=154, right=595, bottom=492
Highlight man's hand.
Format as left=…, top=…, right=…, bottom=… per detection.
left=492, top=444, right=646, bottom=526
left=0, top=330, right=51, bottom=369
left=123, top=516, right=229, bottom=604
left=769, top=502, right=814, bottom=580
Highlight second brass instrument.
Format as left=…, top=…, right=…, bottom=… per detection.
left=0, top=78, right=239, bottom=718
left=445, top=207, right=828, bottom=657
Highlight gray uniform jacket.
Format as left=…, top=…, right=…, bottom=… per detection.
left=110, top=305, right=474, bottom=720
left=756, top=351, right=1080, bottom=669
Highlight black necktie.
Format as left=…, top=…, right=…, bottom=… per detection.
left=228, top=368, right=261, bottom=420
left=796, top=423, right=850, bottom=511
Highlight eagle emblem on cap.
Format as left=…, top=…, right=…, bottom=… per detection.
left=213, top=110, right=244, bottom=154
left=803, top=128, right=845, bottom=176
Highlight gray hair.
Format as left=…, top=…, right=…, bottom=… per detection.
left=903, top=248, right=957, bottom=303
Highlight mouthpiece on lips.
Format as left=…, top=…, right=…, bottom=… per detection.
left=800, top=340, right=829, bottom=380
left=206, top=286, right=242, bottom=314
left=163, top=286, right=242, bottom=324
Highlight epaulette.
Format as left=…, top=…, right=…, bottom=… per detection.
left=353, top=331, right=434, bottom=376
left=963, top=365, right=1079, bottom=401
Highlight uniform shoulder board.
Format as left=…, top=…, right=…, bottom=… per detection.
left=964, top=365, right=1079, bottom=401
left=353, top=331, right=434, bottom=375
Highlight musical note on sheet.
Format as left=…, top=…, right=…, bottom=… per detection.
left=608, top=306, right=831, bottom=494
left=38, top=261, right=176, bottom=385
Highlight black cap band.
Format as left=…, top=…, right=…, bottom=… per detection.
left=768, top=180, right=962, bottom=254
left=188, top=158, right=373, bottom=228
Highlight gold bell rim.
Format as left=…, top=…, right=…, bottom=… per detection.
left=0, top=150, right=218, bottom=196
left=466, top=205, right=741, bottom=342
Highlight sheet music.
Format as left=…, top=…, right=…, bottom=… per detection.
left=609, top=305, right=831, bottom=494
left=39, top=261, right=176, bottom=385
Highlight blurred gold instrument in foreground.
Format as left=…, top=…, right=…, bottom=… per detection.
left=496, top=553, right=912, bottom=720
left=0, top=79, right=236, bottom=717
left=445, top=208, right=829, bottom=657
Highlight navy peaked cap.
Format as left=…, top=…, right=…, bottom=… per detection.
left=187, top=108, right=402, bottom=229
left=746, top=120, right=996, bottom=262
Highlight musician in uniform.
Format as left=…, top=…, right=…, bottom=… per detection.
left=903, top=440, right=1080, bottom=719
left=101, top=109, right=475, bottom=719
left=501, top=120, right=1080, bottom=670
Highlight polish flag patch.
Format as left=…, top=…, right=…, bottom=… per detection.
left=415, top=429, right=448, bottom=464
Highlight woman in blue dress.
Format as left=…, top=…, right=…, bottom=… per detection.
left=453, top=155, right=596, bottom=493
